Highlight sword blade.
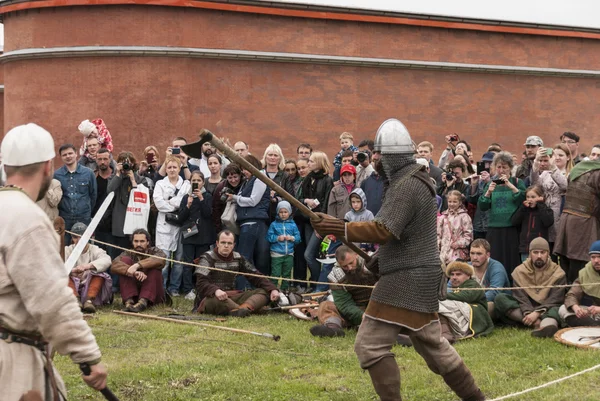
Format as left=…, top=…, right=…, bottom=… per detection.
left=64, top=192, right=114, bottom=274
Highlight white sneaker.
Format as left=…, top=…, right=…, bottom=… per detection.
left=184, top=290, right=196, bottom=300
left=170, top=291, right=180, bottom=297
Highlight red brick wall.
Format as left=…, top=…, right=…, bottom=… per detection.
left=5, top=6, right=600, bottom=70
left=3, top=5, right=600, bottom=162
left=4, top=56, right=599, bottom=163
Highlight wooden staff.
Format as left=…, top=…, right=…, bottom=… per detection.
left=268, top=303, right=319, bottom=311
left=185, top=130, right=371, bottom=262
left=113, top=311, right=281, bottom=341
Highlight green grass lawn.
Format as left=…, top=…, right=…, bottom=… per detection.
left=55, top=298, right=600, bottom=401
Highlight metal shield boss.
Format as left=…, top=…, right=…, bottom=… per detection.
left=374, top=118, right=414, bottom=155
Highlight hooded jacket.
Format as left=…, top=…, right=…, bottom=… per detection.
left=344, top=188, right=375, bottom=223
left=266, top=202, right=301, bottom=256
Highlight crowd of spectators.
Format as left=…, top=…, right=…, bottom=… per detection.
left=3, top=119, right=598, bottom=327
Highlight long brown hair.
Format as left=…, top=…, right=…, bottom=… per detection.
left=553, top=143, right=573, bottom=173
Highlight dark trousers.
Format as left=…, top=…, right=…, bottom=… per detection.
left=559, top=256, right=587, bottom=284
left=182, top=244, right=210, bottom=294
left=293, top=218, right=308, bottom=286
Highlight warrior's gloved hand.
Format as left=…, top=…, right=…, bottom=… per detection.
left=310, top=212, right=345, bottom=238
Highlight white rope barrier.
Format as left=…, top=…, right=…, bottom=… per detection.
left=488, top=363, right=600, bottom=401
left=70, top=230, right=600, bottom=292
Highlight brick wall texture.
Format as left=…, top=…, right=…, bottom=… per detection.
left=2, top=5, right=600, bottom=162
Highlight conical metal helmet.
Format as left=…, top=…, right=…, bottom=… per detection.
left=374, top=118, right=414, bottom=154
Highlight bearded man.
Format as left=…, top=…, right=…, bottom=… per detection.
left=111, top=229, right=167, bottom=313
left=494, top=238, right=566, bottom=337
left=310, top=245, right=378, bottom=337
left=0, top=123, right=107, bottom=400
left=438, top=261, right=494, bottom=344
left=559, top=240, right=600, bottom=327
left=311, top=118, right=485, bottom=401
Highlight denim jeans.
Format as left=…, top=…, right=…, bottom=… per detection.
left=162, top=233, right=185, bottom=294
left=315, top=240, right=341, bottom=291
left=303, top=225, right=321, bottom=291
left=316, top=263, right=333, bottom=292
left=237, top=221, right=271, bottom=275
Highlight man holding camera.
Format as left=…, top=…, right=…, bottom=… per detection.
left=355, top=150, right=374, bottom=188
left=437, top=160, right=468, bottom=212
left=108, top=151, right=144, bottom=257
left=515, top=136, right=543, bottom=186
left=156, top=137, right=199, bottom=182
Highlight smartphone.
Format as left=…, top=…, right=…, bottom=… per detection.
left=171, top=147, right=181, bottom=155
left=192, top=183, right=199, bottom=191
left=546, top=148, right=553, bottom=156
left=146, top=153, right=155, bottom=163
left=476, top=161, right=490, bottom=175
left=492, top=179, right=504, bottom=185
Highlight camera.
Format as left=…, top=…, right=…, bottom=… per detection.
left=445, top=171, right=455, bottom=181
left=171, top=147, right=181, bottom=155
left=220, top=187, right=234, bottom=202
left=357, top=152, right=369, bottom=163
left=122, top=159, right=132, bottom=171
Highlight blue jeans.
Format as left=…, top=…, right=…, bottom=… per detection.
left=303, top=225, right=321, bottom=291
left=162, top=233, right=185, bottom=294
left=316, top=263, right=333, bottom=292
left=315, top=240, right=342, bottom=291
left=237, top=221, right=271, bottom=275
left=63, top=216, right=91, bottom=246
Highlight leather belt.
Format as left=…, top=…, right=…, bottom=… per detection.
left=0, top=327, right=48, bottom=351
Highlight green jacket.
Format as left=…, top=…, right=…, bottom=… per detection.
left=477, top=177, right=526, bottom=228
left=447, top=279, right=494, bottom=337
left=331, top=289, right=367, bottom=327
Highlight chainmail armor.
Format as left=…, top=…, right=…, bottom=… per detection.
left=195, top=251, right=253, bottom=291
left=372, top=155, right=442, bottom=313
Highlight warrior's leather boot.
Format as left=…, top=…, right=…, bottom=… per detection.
left=367, top=357, right=402, bottom=401
left=230, top=308, right=251, bottom=318
left=123, top=298, right=135, bottom=312
left=310, top=324, right=345, bottom=337
left=566, top=315, right=600, bottom=327
left=129, top=298, right=148, bottom=313
left=442, top=362, right=486, bottom=401
left=82, top=299, right=96, bottom=314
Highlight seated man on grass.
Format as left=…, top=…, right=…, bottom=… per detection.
left=193, top=230, right=280, bottom=317
left=66, top=222, right=113, bottom=313
left=494, top=238, right=566, bottom=338
left=468, top=239, right=511, bottom=317
left=310, top=245, right=378, bottom=338
left=111, top=228, right=167, bottom=313
left=439, top=261, right=494, bottom=344
left=559, top=240, right=600, bottom=327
